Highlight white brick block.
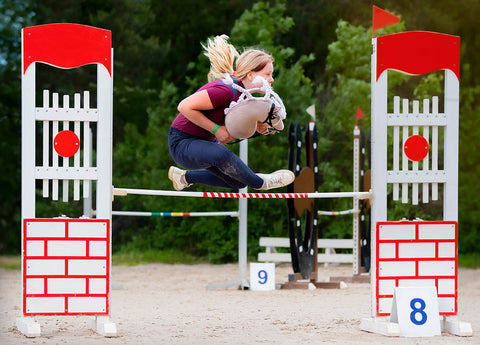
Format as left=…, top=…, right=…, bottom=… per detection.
left=378, top=279, right=396, bottom=295
left=398, top=279, right=436, bottom=288
left=378, top=261, right=416, bottom=277
left=438, top=279, right=456, bottom=295
left=438, top=297, right=455, bottom=313
left=26, top=297, right=64, bottom=313
left=26, top=278, right=44, bottom=294
left=47, top=278, right=86, bottom=294
left=68, top=259, right=106, bottom=276
left=418, top=260, right=455, bottom=276
left=378, top=297, right=393, bottom=314
left=26, top=241, right=44, bottom=256
left=418, top=223, right=456, bottom=240
left=69, top=221, right=107, bottom=238
left=26, top=259, right=65, bottom=275
left=438, top=242, right=456, bottom=258
left=378, top=224, right=416, bottom=240
left=89, top=241, right=107, bottom=257
left=68, top=297, right=107, bottom=313
left=89, top=278, right=107, bottom=294
left=378, top=243, right=396, bottom=258
left=399, top=242, right=435, bottom=258
left=47, top=240, right=86, bottom=257
left=26, top=221, right=65, bottom=238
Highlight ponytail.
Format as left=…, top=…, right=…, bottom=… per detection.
left=202, top=35, right=239, bottom=80
left=202, top=35, right=274, bottom=82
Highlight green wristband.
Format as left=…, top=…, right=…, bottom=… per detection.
left=211, top=124, right=220, bottom=134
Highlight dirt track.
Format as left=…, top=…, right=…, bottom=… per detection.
left=1, top=263, right=479, bottom=344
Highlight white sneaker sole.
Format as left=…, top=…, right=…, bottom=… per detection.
left=168, top=166, right=184, bottom=191
left=258, top=170, right=295, bottom=190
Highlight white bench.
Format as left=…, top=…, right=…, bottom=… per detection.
left=257, top=237, right=354, bottom=265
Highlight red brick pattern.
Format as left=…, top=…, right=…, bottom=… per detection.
left=23, top=219, right=110, bottom=316
left=376, top=221, right=457, bottom=316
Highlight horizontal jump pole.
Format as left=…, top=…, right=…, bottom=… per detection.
left=112, top=210, right=239, bottom=217
left=113, top=187, right=372, bottom=200
left=318, top=209, right=358, bottom=216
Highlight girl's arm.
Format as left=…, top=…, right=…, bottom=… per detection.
left=177, top=90, right=233, bottom=144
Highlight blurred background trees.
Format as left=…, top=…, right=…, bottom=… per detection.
left=1, top=0, right=479, bottom=261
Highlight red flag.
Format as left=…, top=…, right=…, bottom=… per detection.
left=372, top=6, right=400, bottom=37
left=355, top=107, right=364, bottom=126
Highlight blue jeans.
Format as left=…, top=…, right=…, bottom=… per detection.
left=168, top=127, right=264, bottom=189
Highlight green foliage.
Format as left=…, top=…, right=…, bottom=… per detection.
left=0, top=0, right=34, bottom=253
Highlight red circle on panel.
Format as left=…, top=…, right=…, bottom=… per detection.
left=54, top=130, right=80, bottom=157
left=404, top=135, right=429, bottom=161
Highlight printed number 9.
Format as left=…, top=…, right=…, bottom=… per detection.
left=258, top=269, right=268, bottom=284
left=410, top=298, right=427, bottom=325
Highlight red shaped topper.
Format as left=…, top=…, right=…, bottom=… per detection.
left=376, top=31, right=460, bottom=81
left=23, top=23, right=112, bottom=75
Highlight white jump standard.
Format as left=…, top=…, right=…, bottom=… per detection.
left=360, top=29, right=472, bottom=337
left=19, top=23, right=116, bottom=337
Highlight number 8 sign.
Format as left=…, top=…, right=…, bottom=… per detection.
left=249, top=263, right=275, bottom=291
left=390, top=286, right=441, bottom=337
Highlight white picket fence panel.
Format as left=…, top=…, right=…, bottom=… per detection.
left=388, top=95, right=446, bottom=205
left=36, top=90, right=98, bottom=202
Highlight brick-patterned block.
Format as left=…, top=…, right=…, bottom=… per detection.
left=376, top=221, right=457, bottom=316
left=23, top=219, right=110, bottom=316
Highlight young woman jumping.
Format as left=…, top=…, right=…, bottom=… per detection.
left=168, top=34, right=294, bottom=191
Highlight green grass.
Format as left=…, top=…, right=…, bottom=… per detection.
left=0, top=249, right=206, bottom=270
left=0, top=255, right=21, bottom=270
left=1, top=252, right=478, bottom=269
left=458, top=252, right=480, bottom=268
left=112, top=249, right=207, bottom=266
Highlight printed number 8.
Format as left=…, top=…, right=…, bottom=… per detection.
left=410, top=298, right=427, bottom=325
left=258, top=269, right=268, bottom=284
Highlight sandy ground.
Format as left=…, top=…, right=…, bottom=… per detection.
left=0, top=263, right=479, bottom=345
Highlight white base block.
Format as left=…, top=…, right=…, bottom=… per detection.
left=16, top=316, right=41, bottom=338
left=89, top=316, right=117, bottom=337
left=361, top=316, right=473, bottom=338
left=360, top=317, right=400, bottom=337
left=442, top=316, right=473, bottom=336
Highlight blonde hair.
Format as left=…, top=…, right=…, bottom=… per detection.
left=235, top=49, right=274, bottom=80
left=202, top=35, right=274, bottom=81
left=203, top=35, right=239, bottom=80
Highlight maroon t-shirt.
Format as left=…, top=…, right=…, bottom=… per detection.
left=171, top=79, right=241, bottom=140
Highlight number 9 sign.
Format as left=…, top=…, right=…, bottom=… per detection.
left=249, top=263, right=275, bottom=291
left=258, top=269, right=268, bottom=285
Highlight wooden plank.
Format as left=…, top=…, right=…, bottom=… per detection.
left=52, top=93, right=59, bottom=200
left=42, top=90, right=49, bottom=198
left=393, top=96, right=400, bottom=201
left=259, top=237, right=354, bottom=249
left=401, top=98, right=409, bottom=203
left=258, top=252, right=353, bottom=263
left=423, top=98, right=430, bottom=203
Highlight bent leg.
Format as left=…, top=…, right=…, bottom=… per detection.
left=169, top=131, right=263, bottom=189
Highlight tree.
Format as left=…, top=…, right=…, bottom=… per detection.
left=0, top=0, right=35, bottom=253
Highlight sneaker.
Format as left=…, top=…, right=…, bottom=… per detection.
left=257, top=170, right=295, bottom=190
left=168, top=166, right=191, bottom=191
